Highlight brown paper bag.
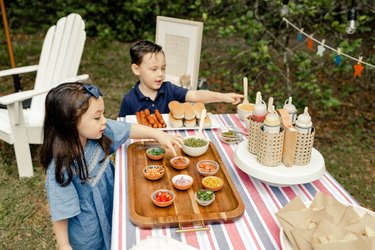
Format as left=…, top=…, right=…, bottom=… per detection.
left=313, top=238, right=375, bottom=250
left=291, top=228, right=314, bottom=250
left=310, top=192, right=347, bottom=224
left=276, top=196, right=308, bottom=249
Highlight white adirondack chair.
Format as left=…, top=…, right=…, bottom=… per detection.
left=0, top=13, right=89, bottom=177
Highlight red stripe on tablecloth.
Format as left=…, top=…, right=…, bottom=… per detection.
left=118, top=145, right=123, bottom=250
left=281, top=186, right=297, bottom=201
left=231, top=114, right=248, bottom=132
left=224, top=223, right=246, bottom=249
left=140, top=228, right=152, bottom=240
left=185, top=232, right=200, bottom=248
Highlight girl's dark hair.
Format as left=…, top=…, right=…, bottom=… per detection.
left=130, top=40, right=163, bottom=65
left=39, top=82, right=111, bottom=186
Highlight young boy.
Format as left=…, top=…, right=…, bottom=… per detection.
left=118, top=40, right=243, bottom=117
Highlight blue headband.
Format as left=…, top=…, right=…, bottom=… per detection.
left=83, top=84, right=102, bottom=98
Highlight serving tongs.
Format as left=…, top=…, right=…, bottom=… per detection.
left=197, top=108, right=207, bottom=138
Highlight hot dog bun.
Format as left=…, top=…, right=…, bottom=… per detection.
left=193, top=102, right=205, bottom=119
left=184, top=118, right=197, bottom=127
left=169, top=112, right=183, bottom=128
left=183, top=102, right=195, bottom=120
left=168, top=101, right=184, bottom=119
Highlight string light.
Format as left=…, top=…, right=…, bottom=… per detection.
left=346, top=0, right=357, bottom=34
left=281, top=0, right=289, bottom=17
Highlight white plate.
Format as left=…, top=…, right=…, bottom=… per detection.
left=280, top=202, right=375, bottom=250
left=233, top=140, right=325, bottom=187
left=125, top=113, right=220, bottom=130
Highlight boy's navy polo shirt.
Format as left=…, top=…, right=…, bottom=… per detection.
left=118, top=81, right=188, bottom=117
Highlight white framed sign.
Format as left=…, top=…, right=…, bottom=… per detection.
left=155, top=16, right=203, bottom=90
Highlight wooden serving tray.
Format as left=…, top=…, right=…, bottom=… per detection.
left=127, top=141, right=245, bottom=229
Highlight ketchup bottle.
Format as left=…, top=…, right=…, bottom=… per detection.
left=252, top=91, right=267, bottom=123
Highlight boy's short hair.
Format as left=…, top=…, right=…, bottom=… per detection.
left=130, top=40, right=163, bottom=65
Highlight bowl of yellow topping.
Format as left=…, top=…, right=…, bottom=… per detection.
left=202, top=176, right=224, bottom=192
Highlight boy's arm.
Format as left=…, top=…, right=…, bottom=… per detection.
left=185, top=90, right=243, bottom=104
left=129, top=124, right=183, bottom=156
left=53, top=219, right=72, bottom=250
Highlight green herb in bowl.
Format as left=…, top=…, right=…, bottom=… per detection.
left=146, top=147, right=165, bottom=160
left=195, top=189, right=215, bottom=206
left=183, top=137, right=208, bottom=147
left=148, top=148, right=165, bottom=156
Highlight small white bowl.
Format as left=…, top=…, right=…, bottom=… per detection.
left=237, top=103, right=254, bottom=121
left=195, top=189, right=215, bottom=206
left=172, top=174, right=194, bottom=190
left=181, top=136, right=209, bottom=157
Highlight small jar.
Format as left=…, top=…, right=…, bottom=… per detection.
left=295, top=107, right=312, bottom=134
left=263, top=106, right=280, bottom=133
left=283, top=97, right=297, bottom=124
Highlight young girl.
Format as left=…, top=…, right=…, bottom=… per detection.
left=39, top=82, right=183, bottom=250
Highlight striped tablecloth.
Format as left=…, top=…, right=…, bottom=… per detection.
left=112, top=114, right=358, bottom=250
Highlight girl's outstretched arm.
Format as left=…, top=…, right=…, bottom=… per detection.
left=53, top=219, right=72, bottom=250
left=130, top=124, right=183, bottom=156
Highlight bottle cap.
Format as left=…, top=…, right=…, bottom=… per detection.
left=264, top=106, right=280, bottom=126
left=253, top=100, right=267, bottom=115
left=295, top=107, right=312, bottom=127
left=267, top=97, right=274, bottom=113
left=283, top=97, right=297, bottom=113
left=255, top=91, right=261, bottom=104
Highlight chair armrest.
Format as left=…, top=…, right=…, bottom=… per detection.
left=0, top=89, right=48, bottom=105
left=0, top=65, right=39, bottom=77
left=0, top=74, right=90, bottom=105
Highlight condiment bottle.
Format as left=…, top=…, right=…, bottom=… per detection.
left=252, top=91, right=267, bottom=123
left=295, top=107, right=313, bottom=134
left=263, top=106, right=280, bottom=133
left=283, top=97, right=297, bottom=124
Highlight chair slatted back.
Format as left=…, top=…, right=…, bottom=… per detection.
left=32, top=13, right=86, bottom=112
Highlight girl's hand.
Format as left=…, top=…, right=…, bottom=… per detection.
left=130, top=123, right=183, bottom=156
left=156, top=133, right=183, bottom=156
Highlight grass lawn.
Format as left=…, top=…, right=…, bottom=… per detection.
left=0, top=35, right=374, bottom=248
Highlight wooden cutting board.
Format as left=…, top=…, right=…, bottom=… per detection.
left=127, top=141, right=245, bottom=229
